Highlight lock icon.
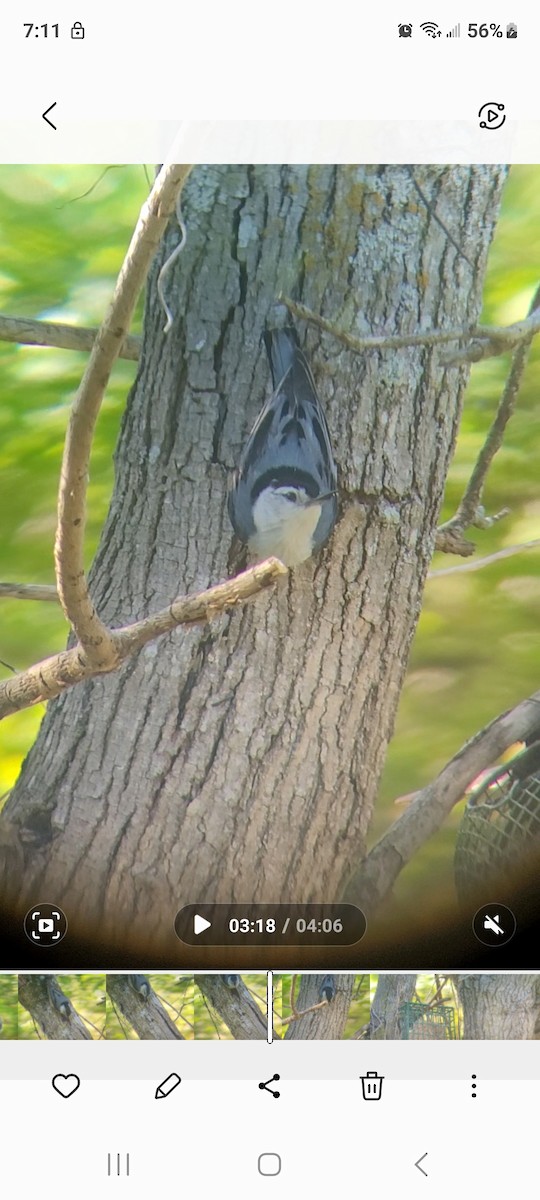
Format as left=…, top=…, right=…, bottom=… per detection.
left=71, top=21, right=85, bottom=38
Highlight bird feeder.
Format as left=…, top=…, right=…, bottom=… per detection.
left=399, top=1001, right=456, bottom=1039
left=454, top=740, right=540, bottom=904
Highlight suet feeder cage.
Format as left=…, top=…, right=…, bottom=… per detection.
left=399, top=1001, right=456, bottom=1040
left=454, top=741, right=540, bottom=904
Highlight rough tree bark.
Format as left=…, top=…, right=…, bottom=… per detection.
left=18, top=974, right=92, bottom=1039
left=1, top=165, right=507, bottom=960
left=196, top=975, right=267, bottom=1039
left=455, top=974, right=540, bottom=1039
left=106, top=974, right=184, bottom=1039
left=371, top=973, right=417, bottom=1038
left=285, top=973, right=355, bottom=1038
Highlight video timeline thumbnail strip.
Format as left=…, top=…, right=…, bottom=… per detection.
left=1, top=973, right=539, bottom=1041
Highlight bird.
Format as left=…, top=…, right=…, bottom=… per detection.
left=128, top=973, right=151, bottom=1000
left=228, top=323, right=338, bottom=567
left=46, top=976, right=71, bottom=1018
left=319, top=974, right=336, bottom=1003
left=221, top=974, right=241, bottom=988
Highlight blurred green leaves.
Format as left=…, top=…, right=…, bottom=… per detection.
left=0, top=166, right=146, bottom=791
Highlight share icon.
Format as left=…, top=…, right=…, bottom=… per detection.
left=259, top=1073, right=280, bottom=1098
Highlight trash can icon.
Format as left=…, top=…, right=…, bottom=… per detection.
left=360, top=1071, right=384, bottom=1100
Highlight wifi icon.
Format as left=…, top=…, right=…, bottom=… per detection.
left=420, top=21, right=441, bottom=37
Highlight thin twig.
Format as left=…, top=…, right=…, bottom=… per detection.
left=0, top=315, right=141, bottom=361
left=407, top=170, right=474, bottom=270
left=346, top=691, right=540, bottom=917
left=281, top=296, right=473, bottom=353
left=0, top=558, right=288, bottom=720
left=428, top=538, right=540, bottom=578
left=442, top=301, right=540, bottom=364
left=437, top=286, right=540, bottom=552
left=54, top=163, right=193, bottom=671
left=280, top=294, right=540, bottom=362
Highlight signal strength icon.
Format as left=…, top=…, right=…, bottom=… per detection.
left=446, top=22, right=460, bottom=37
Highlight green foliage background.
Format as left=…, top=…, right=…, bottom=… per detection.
left=17, top=973, right=106, bottom=1038
left=276, top=973, right=370, bottom=1038
left=0, top=166, right=539, bottom=911
left=0, top=973, right=18, bottom=1037
left=105, top=974, right=194, bottom=1039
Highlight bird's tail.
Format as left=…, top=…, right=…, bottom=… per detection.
left=263, top=326, right=301, bottom=390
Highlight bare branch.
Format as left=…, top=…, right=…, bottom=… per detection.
left=0, top=582, right=59, bottom=602
left=428, top=538, right=540, bottom=578
left=437, top=288, right=540, bottom=554
left=407, top=170, right=474, bottom=270
left=281, top=293, right=540, bottom=362
left=281, top=296, right=473, bottom=354
left=347, top=691, right=540, bottom=916
left=433, top=528, right=477, bottom=557
left=434, top=509, right=511, bottom=558
left=54, top=163, right=193, bottom=671
left=0, top=558, right=288, bottom=720
left=442, top=296, right=540, bottom=364
left=0, top=314, right=141, bottom=361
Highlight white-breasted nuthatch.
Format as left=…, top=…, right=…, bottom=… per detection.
left=128, top=973, right=151, bottom=1001
left=228, top=324, right=338, bottom=567
left=46, top=976, right=71, bottom=1018
left=319, top=974, right=336, bottom=1003
left=221, top=974, right=241, bottom=989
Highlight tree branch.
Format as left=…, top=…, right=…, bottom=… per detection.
left=441, top=298, right=540, bottom=365
left=0, top=314, right=141, bottom=360
left=0, top=582, right=59, bottom=601
left=436, top=286, right=540, bottom=556
left=54, top=162, right=192, bottom=671
left=0, top=558, right=288, bottom=719
left=346, top=690, right=540, bottom=916
left=427, top=538, right=540, bottom=578
left=281, top=293, right=540, bottom=362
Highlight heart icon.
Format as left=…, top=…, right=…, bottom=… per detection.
left=52, top=1073, right=80, bottom=1098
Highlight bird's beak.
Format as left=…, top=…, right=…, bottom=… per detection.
left=308, top=490, right=337, bottom=505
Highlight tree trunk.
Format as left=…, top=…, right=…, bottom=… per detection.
left=455, top=974, right=540, bottom=1038
left=18, top=974, right=92, bottom=1039
left=2, top=165, right=507, bottom=961
left=106, top=974, right=184, bottom=1039
left=285, top=973, right=355, bottom=1038
left=196, top=975, right=266, bottom=1039
left=371, top=973, right=417, bottom=1038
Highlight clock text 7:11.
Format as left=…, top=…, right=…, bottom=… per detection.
left=24, top=24, right=60, bottom=37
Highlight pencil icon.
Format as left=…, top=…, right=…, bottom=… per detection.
left=155, top=1072, right=181, bottom=1099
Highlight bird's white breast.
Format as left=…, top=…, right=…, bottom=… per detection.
left=249, top=495, right=322, bottom=567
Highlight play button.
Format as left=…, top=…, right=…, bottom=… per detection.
left=478, top=101, right=506, bottom=129
left=193, top=913, right=212, bottom=935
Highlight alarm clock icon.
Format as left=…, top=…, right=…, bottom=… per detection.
left=398, top=23, right=412, bottom=37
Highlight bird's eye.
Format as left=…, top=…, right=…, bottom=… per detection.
left=284, top=490, right=298, bottom=503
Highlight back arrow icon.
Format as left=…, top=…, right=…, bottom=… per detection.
left=415, top=1152, right=428, bottom=1176
left=42, top=102, right=57, bottom=129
